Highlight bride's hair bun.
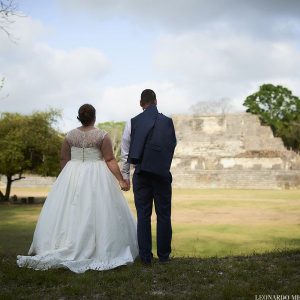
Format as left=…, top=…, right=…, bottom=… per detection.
left=77, top=104, right=96, bottom=126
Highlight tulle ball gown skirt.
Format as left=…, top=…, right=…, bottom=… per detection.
left=17, top=153, right=138, bottom=273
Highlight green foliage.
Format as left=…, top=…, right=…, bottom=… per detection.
left=97, top=121, right=126, bottom=160
left=243, top=84, right=300, bottom=151
left=0, top=110, right=63, bottom=200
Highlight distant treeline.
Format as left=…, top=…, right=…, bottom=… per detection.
left=97, top=121, right=125, bottom=160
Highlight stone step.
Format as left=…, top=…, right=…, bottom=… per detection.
left=0, top=175, right=56, bottom=187
left=172, top=170, right=300, bottom=189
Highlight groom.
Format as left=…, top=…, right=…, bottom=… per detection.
left=121, top=89, right=176, bottom=264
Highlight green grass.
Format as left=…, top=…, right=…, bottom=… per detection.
left=0, top=188, right=300, bottom=299
left=1, top=189, right=300, bottom=257
left=1, top=250, right=300, bottom=299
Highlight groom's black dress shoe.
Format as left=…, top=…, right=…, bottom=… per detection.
left=159, top=257, right=171, bottom=264
left=141, top=260, right=152, bottom=266
left=139, top=253, right=153, bottom=266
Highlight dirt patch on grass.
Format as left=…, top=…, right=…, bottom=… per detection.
left=172, top=206, right=300, bottom=225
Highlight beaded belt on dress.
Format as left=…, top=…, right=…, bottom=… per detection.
left=70, top=147, right=102, bottom=161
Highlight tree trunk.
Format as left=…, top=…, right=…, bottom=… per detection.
left=4, top=175, right=12, bottom=201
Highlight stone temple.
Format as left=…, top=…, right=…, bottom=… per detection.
left=2, top=113, right=300, bottom=191
left=171, top=113, right=300, bottom=189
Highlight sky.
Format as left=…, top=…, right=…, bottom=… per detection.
left=1, top=0, right=300, bottom=132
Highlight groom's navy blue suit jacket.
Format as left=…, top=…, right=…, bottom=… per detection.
left=127, top=105, right=176, bottom=177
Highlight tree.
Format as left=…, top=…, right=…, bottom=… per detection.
left=0, top=78, right=4, bottom=98
left=0, top=110, right=63, bottom=201
left=97, top=121, right=125, bottom=161
left=0, top=0, right=20, bottom=38
left=243, top=84, right=300, bottom=152
left=0, top=77, right=8, bottom=101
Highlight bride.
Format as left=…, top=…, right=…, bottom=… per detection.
left=17, top=104, right=138, bottom=273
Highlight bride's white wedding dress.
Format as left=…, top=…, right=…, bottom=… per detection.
left=17, top=128, right=138, bottom=273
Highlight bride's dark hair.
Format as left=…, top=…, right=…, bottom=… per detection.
left=77, top=104, right=96, bottom=126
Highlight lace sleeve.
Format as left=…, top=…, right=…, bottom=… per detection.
left=65, top=130, right=77, bottom=147
left=98, top=129, right=108, bottom=148
left=60, top=138, right=71, bottom=169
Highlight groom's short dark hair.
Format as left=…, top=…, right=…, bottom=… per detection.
left=140, top=89, right=156, bottom=106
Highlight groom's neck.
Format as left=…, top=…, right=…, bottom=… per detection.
left=142, top=103, right=156, bottom=111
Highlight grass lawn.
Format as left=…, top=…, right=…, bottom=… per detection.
left=0, top=188, right=300, bottom=299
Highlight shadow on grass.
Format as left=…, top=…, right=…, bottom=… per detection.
left=1, top=193, right=300, bottom=299
left=0, top=250, right=299, bottom=299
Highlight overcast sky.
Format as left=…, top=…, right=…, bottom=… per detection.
left=1, top=0, right=300, bottom=131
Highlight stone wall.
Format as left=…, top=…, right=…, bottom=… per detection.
left=171, top=113, right=300, bottom=189
left=1, top=113, right=299, bottom=190
left=0, top=175, right=55, bottom=188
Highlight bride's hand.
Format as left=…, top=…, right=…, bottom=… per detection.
left=119, top=179, right=129, bottom=191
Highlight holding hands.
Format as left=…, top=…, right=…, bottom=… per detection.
left=119, top=179, right=130, bottom=191
left=101, top=134, right=130, bottom=192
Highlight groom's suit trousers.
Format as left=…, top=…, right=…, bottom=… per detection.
left=133, top=170, right=172, bottom=262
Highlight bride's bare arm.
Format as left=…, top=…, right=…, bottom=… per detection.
left=101, top=134, right=128, bottom=190
left=60, top=138, right=71, bottom=170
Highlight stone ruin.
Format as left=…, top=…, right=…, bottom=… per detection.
left=171, top=113, right=300, bottom=189
left=1, top=113, right=299, bottom=191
